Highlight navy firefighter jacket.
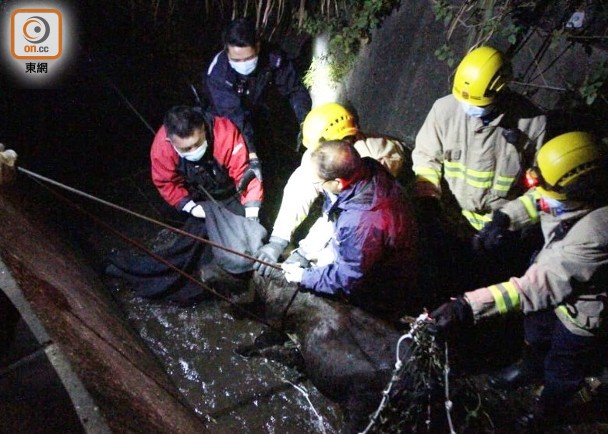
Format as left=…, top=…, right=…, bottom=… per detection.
left=205, top=47, right=311, bottom=154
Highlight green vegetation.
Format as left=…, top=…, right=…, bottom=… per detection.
left=430, top=0, right=608, bottom=113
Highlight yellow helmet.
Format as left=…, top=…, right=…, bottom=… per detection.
left=532, top=131, right=606, bottom=199
left=301, top=102, right=358, bottom=149
left=452, top=46, right=511, bottom=107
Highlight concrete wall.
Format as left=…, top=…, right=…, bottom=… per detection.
left=343, top=1, right=608, bottom=147
left=0, top=184, right=208, bottom=433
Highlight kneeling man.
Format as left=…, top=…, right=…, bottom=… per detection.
left=281, top=139, right=418, bottom=323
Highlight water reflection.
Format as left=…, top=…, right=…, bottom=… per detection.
left=110, top=285, right=342, bottom=433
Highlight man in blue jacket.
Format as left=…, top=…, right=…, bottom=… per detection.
left=205, top=18, right=311, bottom=188
left=281, top=139, right=418, bottom=323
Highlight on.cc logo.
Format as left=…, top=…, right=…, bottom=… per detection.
left=11, top=9, right=62, bottom=59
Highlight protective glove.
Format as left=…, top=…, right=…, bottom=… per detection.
left=245, top=206, right=260, bottom=222
left=427, top=297, right=474, bottom=338
left=283, top=249, right=310, bottom=268
left=237, top=158, right=263, bottom=192
left=281, top=263, right=304, bottom=283
left=0, top=145, right=17, bottom=185
left=472, top=210, right=511, bottom=252
left=253, top=236, right=288, bottom=277
left=182, top=200, right=206, bottom=218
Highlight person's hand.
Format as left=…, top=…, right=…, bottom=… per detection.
left=182, top=200, right=206, bottom=218
left=427, top=297, right=474, bottom=338
left=237, top=158, right=263, bottom=192
left=0, top=145, right=17, bottom=185
left=245, top=206, right=260, bottom=222
left=473, top=210, right=511, bottom=252
left=253, top=236, right=288, bottom=277
left=281, top=263, right=304, bottom=283
left=283, top=249, right=310, bottom=268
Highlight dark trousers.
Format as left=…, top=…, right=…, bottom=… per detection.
left=524, top=310, right=601, bottom=411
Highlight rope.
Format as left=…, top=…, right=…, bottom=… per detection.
left=79, top=45, right=157, bottom=136
left=22, top=171, right=276, bottom=329
left=359, top=313, right=430, bottom=434
left=17, top=166, right=280, bottom=271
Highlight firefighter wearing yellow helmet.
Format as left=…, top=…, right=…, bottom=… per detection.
left=413, top=45, right=546, bottom=231
left=254, top=102, right=407, bottom=276
left=429, top=131, right=608, bottom=430
left=411, top=45, right=547, bottom=287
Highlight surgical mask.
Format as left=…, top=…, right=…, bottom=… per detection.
left=229, top=56, right=258, bottom=76
left=537, top=196, right=567, bottom=216
left=461, top=101, right=493, bottom=118
left=326, top=191, right=339, bottom=204
left=174, top=140, right=208, bottom=162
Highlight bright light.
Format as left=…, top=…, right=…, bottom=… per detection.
left=308, top=33, right=342, bottom=107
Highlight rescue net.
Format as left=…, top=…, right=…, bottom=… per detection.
left=362, top=315, right=497, bottom=433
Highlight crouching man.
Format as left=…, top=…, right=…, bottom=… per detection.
left=280, top=139, right=418, bottom=324
left=106, top=106, right=265, bottom=303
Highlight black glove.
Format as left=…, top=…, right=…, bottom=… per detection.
left=237, top=158, right=263, bottom=192
left=283, top=249, right=310, bottom=268
left=473, top=210, right=511, bottom=252
left=253, top=236, right=288, bottom=277
left=427, top=297, right=474, bottom=338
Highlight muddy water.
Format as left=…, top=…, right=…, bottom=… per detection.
left=107, top=278, right=342, bottom=433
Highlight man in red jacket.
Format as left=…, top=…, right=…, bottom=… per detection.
left=106, top=106, right=265, bottom=304
left=151, top=105, right=263, bottom=219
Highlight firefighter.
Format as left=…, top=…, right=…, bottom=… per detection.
left=205, top=18, right=312, bottom=187
left=429, top=131, right=608, bottom=428
left=253, top=102, right=408, bottom=277
left=412, top=45, right=547, bottom=288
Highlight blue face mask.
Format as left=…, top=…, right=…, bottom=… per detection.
left=537, top=196, right=567, bottom=216
left=229, top=56, right=258, bottom=76
left=461, top=101, right=494, bottom=118
left=174, top=140, right=208, bottom=162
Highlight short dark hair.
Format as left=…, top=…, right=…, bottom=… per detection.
left=223, top=18, right=258, bottom=48
left=163, top=106, right=205, bottom=138
left=311, top=139, right=362, bottom=181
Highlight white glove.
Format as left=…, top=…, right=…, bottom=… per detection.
left=182, top=200, right=206, bottom=218
left=0, top=144, right=17, bottom=185
left=281, top=263, right=304, bottom=283
left=245, top=206, right=260, bottom=221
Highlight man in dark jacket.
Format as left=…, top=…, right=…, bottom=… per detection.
left=281, top=139, right=418, bottom=323
left=205, top=18, right=311, bottom=186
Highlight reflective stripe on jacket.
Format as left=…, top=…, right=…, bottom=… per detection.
left=465, top=205, right=608, bottom=336
left=270, top=134, right=407, bottom=242
left=412, top=92, right=546, bottom=230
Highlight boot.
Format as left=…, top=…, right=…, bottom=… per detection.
left=488, top=344, right=544, bottom=390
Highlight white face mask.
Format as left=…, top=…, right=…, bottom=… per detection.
left=229, top=56, right=258, bottom=76
left=461, top=101, right=493, bottom=118
left=174, top=140, right=208, bottom=162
